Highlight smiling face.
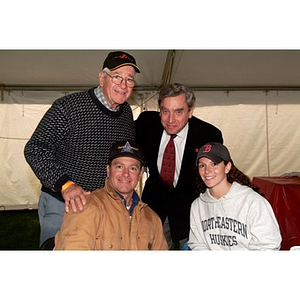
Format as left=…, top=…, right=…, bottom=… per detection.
left=198, top=157, right=232, bottom=198
left=159, top=93, right=194, bottom=135
left=107, top=156, right=143, bottom=202
left=99, top=65, right=135, bottom=110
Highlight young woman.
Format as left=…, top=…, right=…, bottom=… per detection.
left=188, top=142, right=282, bottom=250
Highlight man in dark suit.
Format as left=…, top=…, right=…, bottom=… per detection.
left=135, top=83, right=223, bottom=249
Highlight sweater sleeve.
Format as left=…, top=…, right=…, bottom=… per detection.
left=188, top=200, right=210, bottom=250
left=24, top=99, right=71, bottom=192
left=248, top=195, right=282, bottom=250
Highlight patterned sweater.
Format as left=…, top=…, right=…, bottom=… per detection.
left=24, top=88, right=135, bottom=201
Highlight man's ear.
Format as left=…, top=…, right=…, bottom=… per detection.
left=188, top=106, right=195, bottom=118
left=139, top=166, right=144, bottom=178
left=99, top=72, right=104, bottom=87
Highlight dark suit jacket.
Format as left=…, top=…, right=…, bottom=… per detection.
left=135, top=111, right=223, bottom=241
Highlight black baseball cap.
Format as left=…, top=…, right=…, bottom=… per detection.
left=103, top=51, right=140, bottom=73
left=196, top=142, right=231, bottom=165
left=108, top=140, right=145, bottom=165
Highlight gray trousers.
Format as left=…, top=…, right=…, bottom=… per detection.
left=163, top=217, right=188, bottom=250
left=38, top=192, right=65, bottom=247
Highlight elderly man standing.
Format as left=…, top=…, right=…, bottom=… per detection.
left=24, top=51, right=140, bottom=248
left=55, top=140, right=168, bottom=250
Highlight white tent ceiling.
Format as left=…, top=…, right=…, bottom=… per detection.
left=1, top=50, right=300, bottom=91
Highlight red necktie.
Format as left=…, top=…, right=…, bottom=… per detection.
left=161, top=134, right=176, bottom=188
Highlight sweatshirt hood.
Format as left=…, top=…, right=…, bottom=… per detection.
left=199, top=182, right=249, bottom=213
left=200, top=182, right=248, bottom=204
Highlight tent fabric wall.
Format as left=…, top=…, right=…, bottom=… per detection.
left=1, top=89, right=300, bottom=210
left=194, top=90, right=300, bottom=178
left=0, top=91, right=66, bottom=210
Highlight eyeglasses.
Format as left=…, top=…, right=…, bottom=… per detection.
left=104, top=71, right=136, bottom=88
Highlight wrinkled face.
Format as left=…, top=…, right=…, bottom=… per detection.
left=107, top=157, right=143, bottom=198
left=159, top=93, right=194, bottom=135
left=198, top=157, right=231, bottom=189
left=99, top=65, right=135, bottom=110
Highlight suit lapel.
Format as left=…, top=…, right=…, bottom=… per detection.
left=176, top=118, right=197, bottom=187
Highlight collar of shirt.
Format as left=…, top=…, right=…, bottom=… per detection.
left=115, top=190, right=140, bottom=216
left=94, top=86, right=120, bottom=112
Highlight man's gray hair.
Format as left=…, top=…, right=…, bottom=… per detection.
left=158, top=83, right=196, bottom=109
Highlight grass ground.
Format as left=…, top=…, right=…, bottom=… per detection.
left=0, top=209, right=40, bottom=250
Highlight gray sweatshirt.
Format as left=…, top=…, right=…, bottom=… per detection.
left=188, top=182, right=282, bottom=250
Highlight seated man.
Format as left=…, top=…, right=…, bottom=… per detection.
left=54, top=140, right=168, bottom=250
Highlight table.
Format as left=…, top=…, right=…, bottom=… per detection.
left=252, top=176, right=300, bottom=250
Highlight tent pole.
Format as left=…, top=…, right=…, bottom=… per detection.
left=265, top=92, right=271, bottom=176
left=160, top=50, right=176, bottom=86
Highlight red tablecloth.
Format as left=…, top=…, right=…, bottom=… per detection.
left=252, top=176, right=300, bottom=250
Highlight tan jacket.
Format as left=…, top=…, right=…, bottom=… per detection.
left=55, top=179, right=168, bottom=250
